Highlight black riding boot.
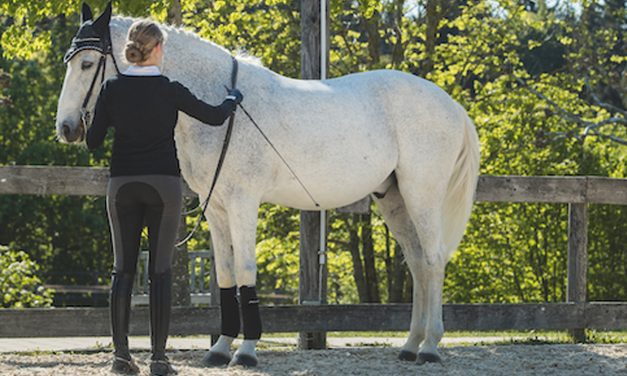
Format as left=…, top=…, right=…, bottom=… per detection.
left=110, top=272, right=139, bottom=374
left=149, top=270, right=177, bottom=375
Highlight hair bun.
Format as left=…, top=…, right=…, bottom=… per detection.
left=124, top=42, right=145, bottom=63
left=124, top=20, right=164, bottom=64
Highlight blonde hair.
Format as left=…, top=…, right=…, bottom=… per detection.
left=124, top=19, right=165, bottom=64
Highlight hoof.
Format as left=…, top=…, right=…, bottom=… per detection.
left=417, top=352, right=442, bottom=365
left=202, top=351, right=231, bottom=367
left=398, top=350, right=417, bottom=362
left=229, top=353, right=258, bottom=368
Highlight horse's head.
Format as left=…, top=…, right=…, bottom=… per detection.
left=56, top=2, right=115, bottom=143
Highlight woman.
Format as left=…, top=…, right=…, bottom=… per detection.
left=87, top=19, right=242, bottom=376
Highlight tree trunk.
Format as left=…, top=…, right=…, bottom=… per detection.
left=390, top=239, right=407, bottom=303
left=347, top=215, right=368, bottom=302
left=391, top=0, right=407, bottom=68
left=384, top=225, right=394, bottom=300
left=423, top=0, right=439, bottom=74
left=360, top=212, right=380, bottom=303
left=363, top=11, right=381, bottom=67
left=167, top=0, right=183, bottom=26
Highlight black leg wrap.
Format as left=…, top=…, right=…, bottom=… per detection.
left=149, top=270, right=172, bottom=361
left=239, top=286, right=262, bottom=340
left=220, top=286, right=240, bottom=338
left=110, top=271, right=135, bottom=361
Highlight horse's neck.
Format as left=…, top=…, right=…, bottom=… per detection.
left=163, top=40, right=233, bottom=103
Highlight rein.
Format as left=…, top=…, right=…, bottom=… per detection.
left=236, top=102, right=320, bottom=209
left=175, top=57, right=239, bottom=247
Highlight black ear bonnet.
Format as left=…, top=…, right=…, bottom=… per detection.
left=63, top=2, right=113, bottom=63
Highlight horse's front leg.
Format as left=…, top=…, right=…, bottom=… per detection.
left=202, top=201, right=239, bottom=367
left=226, top=195, right=262, bottom=367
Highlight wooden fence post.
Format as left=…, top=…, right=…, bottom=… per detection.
left=567, top=202, right=588, bottom=342
left=299, top=0, right=329, bottom=350
left=298, top=211, right=328, bottom=349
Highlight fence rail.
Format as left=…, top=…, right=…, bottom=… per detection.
left=1, top=166, right=625, bottom=204
left=0, top=303, right=625, bottom=338
left=1, top=165, right=626, bottom=339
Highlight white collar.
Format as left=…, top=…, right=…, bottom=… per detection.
left=123, top=65, right=161, bottom=76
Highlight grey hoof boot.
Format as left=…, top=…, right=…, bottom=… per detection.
left=230, top=353, right=258, bottom=367
left=111, top=356, right=140, bottom=375
left=398, top=350, right=417, bottom=362
left=417, top=352, right=442, bottom=365
left=150, top=359, right=177, bottom=376
left=202, top=351, right=231, bottom=367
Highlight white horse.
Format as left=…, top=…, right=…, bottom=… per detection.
left=56, top=4, right=479, bottom=367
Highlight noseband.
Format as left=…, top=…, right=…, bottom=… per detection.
left=64, top=31, right=120, bottom=135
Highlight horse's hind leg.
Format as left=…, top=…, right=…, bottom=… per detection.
left=373, top=182, right=428, bottom=362
left=396, top=173, right=449, bottom=363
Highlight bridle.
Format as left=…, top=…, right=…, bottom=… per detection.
left=64, top=31, right=120, bottom=137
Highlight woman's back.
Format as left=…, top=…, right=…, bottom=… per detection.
left=97, top=74, right=180, bottom=176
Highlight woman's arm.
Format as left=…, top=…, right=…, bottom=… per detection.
left=86, top=84, right=110, bottom=150
left=171, top=81, right=238, bottom=126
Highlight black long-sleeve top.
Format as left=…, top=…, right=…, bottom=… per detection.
left=87, top=74, right=236, bottom=177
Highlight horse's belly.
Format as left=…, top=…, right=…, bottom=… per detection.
left=260, top=120, right=397, bottom=210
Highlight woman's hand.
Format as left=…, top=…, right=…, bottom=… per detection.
left=226, top=89, right=243, bottom=105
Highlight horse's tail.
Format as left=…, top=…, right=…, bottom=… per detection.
left=442, top=108, right=480, bottom=258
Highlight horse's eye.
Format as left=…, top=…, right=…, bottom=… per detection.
left=81, top=61, right=94, bottom=70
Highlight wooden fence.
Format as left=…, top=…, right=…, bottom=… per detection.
left=132, top=251, right=213, bottom=306
left=0, top=166, right=626, bottom=340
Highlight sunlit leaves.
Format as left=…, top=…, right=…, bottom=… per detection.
left=0, top=245, right=54, bottom=308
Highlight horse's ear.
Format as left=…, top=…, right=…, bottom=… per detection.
left=92, top=1, right=112, bottom=35
left=81, top=2, right=93, bottom=23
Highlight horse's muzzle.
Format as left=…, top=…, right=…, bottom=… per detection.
left=60, top=121, right=85, bottom=143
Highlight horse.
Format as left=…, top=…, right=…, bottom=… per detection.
left=55, top=2, right=480, bottom=367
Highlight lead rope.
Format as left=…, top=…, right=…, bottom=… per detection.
left=175, top=57, right=239, bottom=247
left=235, top=102, right=320, bottom=209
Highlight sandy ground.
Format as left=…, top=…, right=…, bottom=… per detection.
left=0, top=345, right=625, bottom=376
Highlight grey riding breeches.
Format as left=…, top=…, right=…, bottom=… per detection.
left=106, top=175, right=182, bottom=275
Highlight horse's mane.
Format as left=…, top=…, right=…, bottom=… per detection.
left=111, top=15, right=264, bottom=67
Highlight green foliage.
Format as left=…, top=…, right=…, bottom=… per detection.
left=0, top=245, right=54, bottom=308
left=0, top=0, right=624, bottom=306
